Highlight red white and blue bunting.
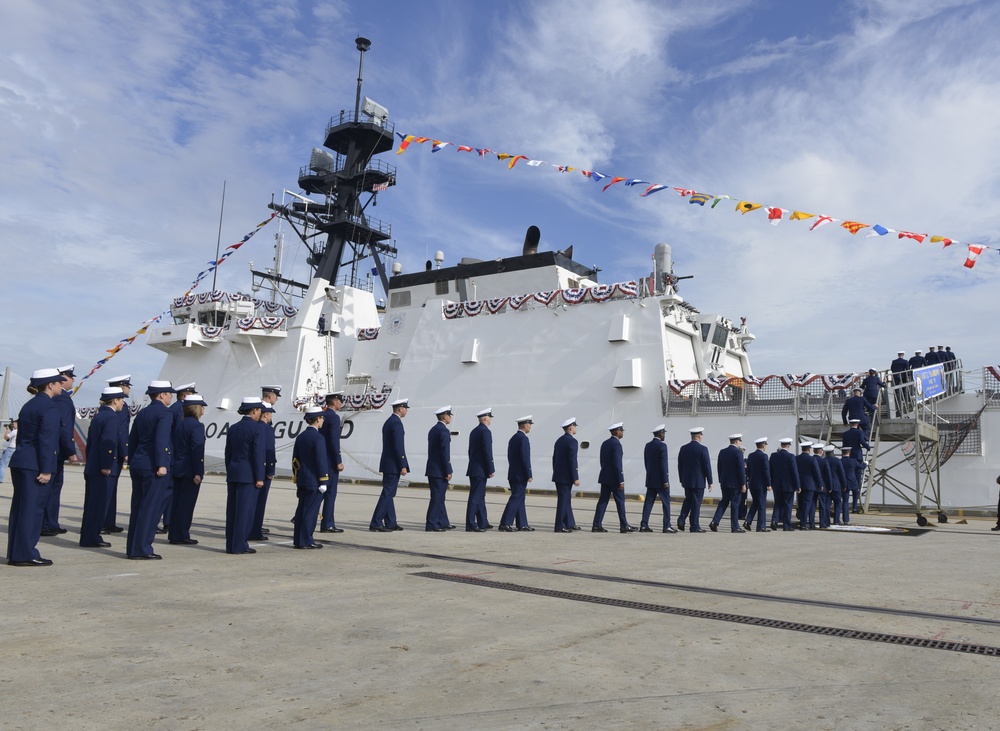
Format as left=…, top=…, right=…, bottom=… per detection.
left=668, top=373, right=859, bottom=396
left=443, top=280, right=639, bottom=319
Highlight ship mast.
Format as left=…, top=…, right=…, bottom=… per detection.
left=268, top=36, right=397, bottom=294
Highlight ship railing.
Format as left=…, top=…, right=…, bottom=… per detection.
left=981, top=365, right=1000, bottom=410
left=326, top=110, right=395, bottom=137
left=884, top=359, right=965, bottom=418
left=662, top=375, right=869, bottom=418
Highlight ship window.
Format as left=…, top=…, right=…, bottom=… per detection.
left=568, top=278, right=580, bottom=288
left=435, top=279, right=449, bottom=295
left=701, top=324, right=711, bottom=342
left=712, top=327, right=728, bottom=349
left=389, top=358, right=401, bottom=371
left=390, top=290, right=411, bottom=308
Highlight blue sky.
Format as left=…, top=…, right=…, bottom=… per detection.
left=2, top=0, right=998, bottom=403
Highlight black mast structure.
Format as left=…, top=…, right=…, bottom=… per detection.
left=267, top=36, right=397, bottom=295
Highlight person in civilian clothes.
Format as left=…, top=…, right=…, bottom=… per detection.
left=41, top=364, right=77, bottom=536
left=6, top=369, right=63, bottom=566
left=318, top=392, right=345, bottom=533
left=248, top=405, right=277, bottom=541
left=0, top=419, right=17, bottom=484
left=425, top=406, right=454, bottom=531
left=593, top=423, right=636, bottom=533
left=224, top=397, right=265, bottom=555
left=842, top=419, right=870, bottom=513
left=157, top=382, right=195, bottom=534
left=292, top=406, right=329, bottom=549
left=769, top=438, right=800, bottom=531
left=710, top=434, right=747, bottom=533
left=370, top=399, right=409, bottom=531
left=465, top=408, right=495, bottom=532
left=168, top=394, right=207, bottom=545
left=126, top=381, right=175, bottom=560
left=640, top=425, right=674, bottom=533
left=80, top=387, right=125, bottom=548
left=552, top=418, right=580, bottom=533
left=744, top=437, right=771, bottom=532
left=814, top=444, right=833, bottom=529
left=103, top=374, right=132, bottom=534
left=677, top=427, right=713, bottom=533
left=500, top=415, right=534, bottom=531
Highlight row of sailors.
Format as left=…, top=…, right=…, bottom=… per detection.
left=6, top=370, right=872, bottom=566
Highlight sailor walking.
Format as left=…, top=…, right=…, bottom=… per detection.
left=744, top=437, right=771, bottom=532
left=640, top=425, right=674, bottom=533
left=710, top=434, right=747, bottom=533
left=465, top=408, right=495, bottom=532
left=370, top=399, right=409, bottom=531
left=677, top=427, right=713, bottom=532
left=499, top=415, right=533, bottom=531
left=593, top=423, right=635, bottom=533
left=551, top=418, right=580, bottom=533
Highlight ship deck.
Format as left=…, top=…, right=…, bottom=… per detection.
left=3, top=466, right=999, bottom=729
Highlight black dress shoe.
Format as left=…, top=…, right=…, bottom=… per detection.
left=498, top=525, right=514, bottom=532
left=554, top=528, right=572, bottom=533
left=592, top=526, right=608, bottom=532
left=691, top=527, right=706, bottom=533
left=103, top=525, right=125, bottom=533
left=445, top=525, right=457, bottom=530
left=756, top=528, right=771, bottom=533
left=369, top=526, right=389, bottom=532
left=466, top=528, right=485, bottom=532
left=570, top=526, right=582, bottom=531
left=127, top=554, right=162, bottom=560
left=261, top=528, right=270, bottom=534
left=40, top=530, right=59, bottom=537
left=156, top=527, right=168, bottom=534
left=518, top=526, right=535, bottom=532
left=305, top=543, right=323, bottom=549
left=81, top=541, right=113, bottom=548
left=771, top=522, right=778, bottom=531
left=391, top=526, right=404, bottom=531
left=169, top=538, right=199, bottom=545
left=677, top=523, right=685, bottom=532
left=621, top=526, right=638, bottom=533
left=56, top=528, right=68, bottom=534
left=426, top=527, right=445, bottom=532
left=992, top=525, right=1000, bottom=531
left=8, top=558, right=53, bottom=566
left=732, top=528, right=746, bottom=533
left=663, top=527, right=677, bottom=534
left=743, top=521, right=751, bottom=531
left=709, top=523, right=718, bottom=532
left=639, top=526, right=653, bottom=532
left=484, top=525, right=495, bottom=530
left=320, top=527, right=344, bottom=533
left=241, top=548, right=257, bottom=554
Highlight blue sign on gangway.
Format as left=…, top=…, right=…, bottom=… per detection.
left=913, top=364, right=945, bottom=401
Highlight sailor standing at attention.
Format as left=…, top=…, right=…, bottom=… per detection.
left=676, top=427, right=713, bottom=533
left=593, top=423, right=636, bottom=533
left=710, top=434, right=747, bottom=533
left=370, top=398, right=409, bottom=532
left=465, top=408, right=495, bottom=532
left=254, top=384, right=282, bottom=536
left=224, top=397, right=266, bottom=555
left=552, top=418, right=580, bottom=533
left=6, top=368, right=64, bottom=567
left=500, top=415, right=534, bottom=531
left=292, top=406, right=329, bottom=549
left=41, top=364, right=77, bottom=537
left=158, top=382, right=196, bottom=534
left=79, top=387, right=125, bottom=548
left=424, top=406, right=455, bottom=531
left=640, top=425, right=674, bottom=533
left=103, top=375, right=132, bottom=534
left=126, top=381, right=175, bottom=560
left=247, top=404, right=277, bottom=541
left=318, top=392, right=345, bottom=534
left=168, top=393, right=207, bottom=545
left=744, top=437, right=771, bottom=532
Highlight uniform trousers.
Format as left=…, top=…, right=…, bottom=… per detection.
left=104, top=473, right=122, bottom=529
left=42, top=461, right=65, bottom=531
left=554, top=483, right=573, bottom=531
left=745, top=486, right=768, bottom=530
left=249, top=477, right=271, bottom=539
left=319, top=472, right=340, bottom=530
left=80, top=473, right=113, bottom=546
left=840, top=489, right=851, bottom=524
left=798, top=490, right=816, bottom=529
left=425, top=476, right=450, bottom=529
left=817, top=490, right=832, bottom=528
left=6, top=468, right=48, bottom=562
left=593, top=483, right=629, bottom=529
left=831, top=488, right=844, bottom=525
left=370, top=473, right=400, bottom=529
left=851, top=461, right=864, bottom=511
left=465, top=476, right=489, bottom=530
left=678, top=487, right=705, bottom=530
left=500, top=481, right=529, bottom=528
left=293, top=488, right=323, bottom=547
left=158, top=482, right=174, bottom=529
left=168, top=476, right=201, bottom=543
left=225, top=482, right=257, bottom=554
left=711, top=486, right=743, bottom=530
left=126, top=469, right=168, bottom=557
left=640, top=486, right=671, bottom=530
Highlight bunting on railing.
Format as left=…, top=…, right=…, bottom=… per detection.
left=441, top=281, right=639, bottom=320
left=668, top=373, right=859, bottom=396
left=395, top=132, right=995, bottom=270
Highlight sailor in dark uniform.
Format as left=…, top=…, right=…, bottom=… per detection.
left=795, top=442, right=821, bottom=529
left=593, top=423, right=635, bottom=532
left=552, top=418, right=580, bottom=533
left=425, top=406, right=454, bottom=531
left=224, top=397, right=266, bottom=555
left=924, top=346, right=940, bottom=365
left=710, top=434, right=747, bottom=532
left=6, top=368, right=63, bottom=566
left=292, top=406, right=329, bottom=549
left=842, top=387, right=875, bottom=437
left=126, top=380, right=175, bottom=559
left=677, top=427, right=713, bottom=532
left=813, top=444, right=832, bottom=529
left=41, top=364, right=77, bottom=536
left=158, top=381, right=196, bottom=534
left=769, top=437, right=800, bottom=531
left=842, top=419, right=870, bottom=513
left=890, top=351, right=909, bottom=384
left=465, top=408, right=495, bottom=532
left=370, top=398, right=409, bottom=531
left=168, top=393, right=207, bottom=545
left=80, top=387, right=125, bottom=548
left=500, top=415, right=534, bottom=531
left=103, top=374, right=132, bottom=534
left=248, top=403, right=277, bottom=541
left=640, top=425, right=674, bottom=533
left=861, top=369, right=885, bottom=405
left=909, top=349, right=926, bottom=371
left=318, top=392, right=345, bottom=533
left=744, top=437, right=771, bottom=532
left=828, top=445, right=847, bottom=526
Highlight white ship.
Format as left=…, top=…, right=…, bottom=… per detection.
left=145, top=39, right=1000, bottom=518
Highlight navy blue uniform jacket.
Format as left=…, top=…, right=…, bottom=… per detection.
left=842, top=428, right=871, bottom=458
left=293, top=426, right=330, bottom=490
left=643, top=438, right=669, bottom=489
left=507, top=430, right=532, bottom=482
left=379, top=413, right=408, bottom=475
left=171, top=415, right=205, bottom=478
left=769, top=449, right=800, bottom=492
left=11, top=393, right=60, bottom=474
left=717, top=444, right=746, bottom=490
left=828, top=455, right=846, bottom=491
left=746, top=449, right=770, bottom=490
left=816, top=455, right=832, bottom=492
left=224, top=415, right=265, bottom=484
left=320, top=409, right=342, bottom=467
left=551, top=433, right=579, bottom=484
left=466, top=423, right=494, bottom=478
left=425, top=421, right=452, bottom=478
left=128, top=400, right=173, bottom=473
left=54, top=390, right=77, bottom=460
left=677, top=440, right=713, bottom=489
left=85, top=405, right=120, bottom=477
left=598, top=436, right=624, bottom=485
left=796, top=452, right=822, bottom=492
left=842, top=395, right=875, bottom=424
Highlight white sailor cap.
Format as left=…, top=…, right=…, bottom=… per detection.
left=106, top=374, right=132, bottom=386
left=261, top=405, right=275, bottom=414
left=728, top=433, right=743, bottom=441
left=915, top=350, right=923, bottom=354
left=325, top=391, right=344, bottom=402
left=938, top=345, right=945, bottom=349
left=261, top=385, right=282, bottom=396
left=813, top=442, right=825, bottom=450
left=779, top=437, right=794, bottom=445
left=652, top=424, right=666, bottom=433
left=561, top=417, right=577, bottom=428
left=175, top=382, right=197, bottom=393
left=146, top=380, right=175, bottom=396
left=689, top=427, right=705, bottom=435
left=799, top=441, right=813, bottom=449
left=754, top=437, right=768, bottom=445
left=516, top=415, right=533, bottom=424
left=897, top=351, right=905, bottom=356
left=99, top=387, right=125, bottom=402
left=823, top=444, right=835, bottom=453
left=848, top=418, right=861, bottom=424
left=435, top=405, right=452, bottom=416
left=840, top=446, right=852, bottom=453
left=304, top=405, right=324, bottom=418
left=391, top=398, right=409, bottom=408
left=29, top=368, right=63, bottom=387
left=57, top=364, right=76, bottom=377
left=238, top=397, right=264, bottom=412
left=608, top=422, right=624, bottom=431
left=476, top=407, right=492, bottom=418
left=182, top=393, right=208, bottom=407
